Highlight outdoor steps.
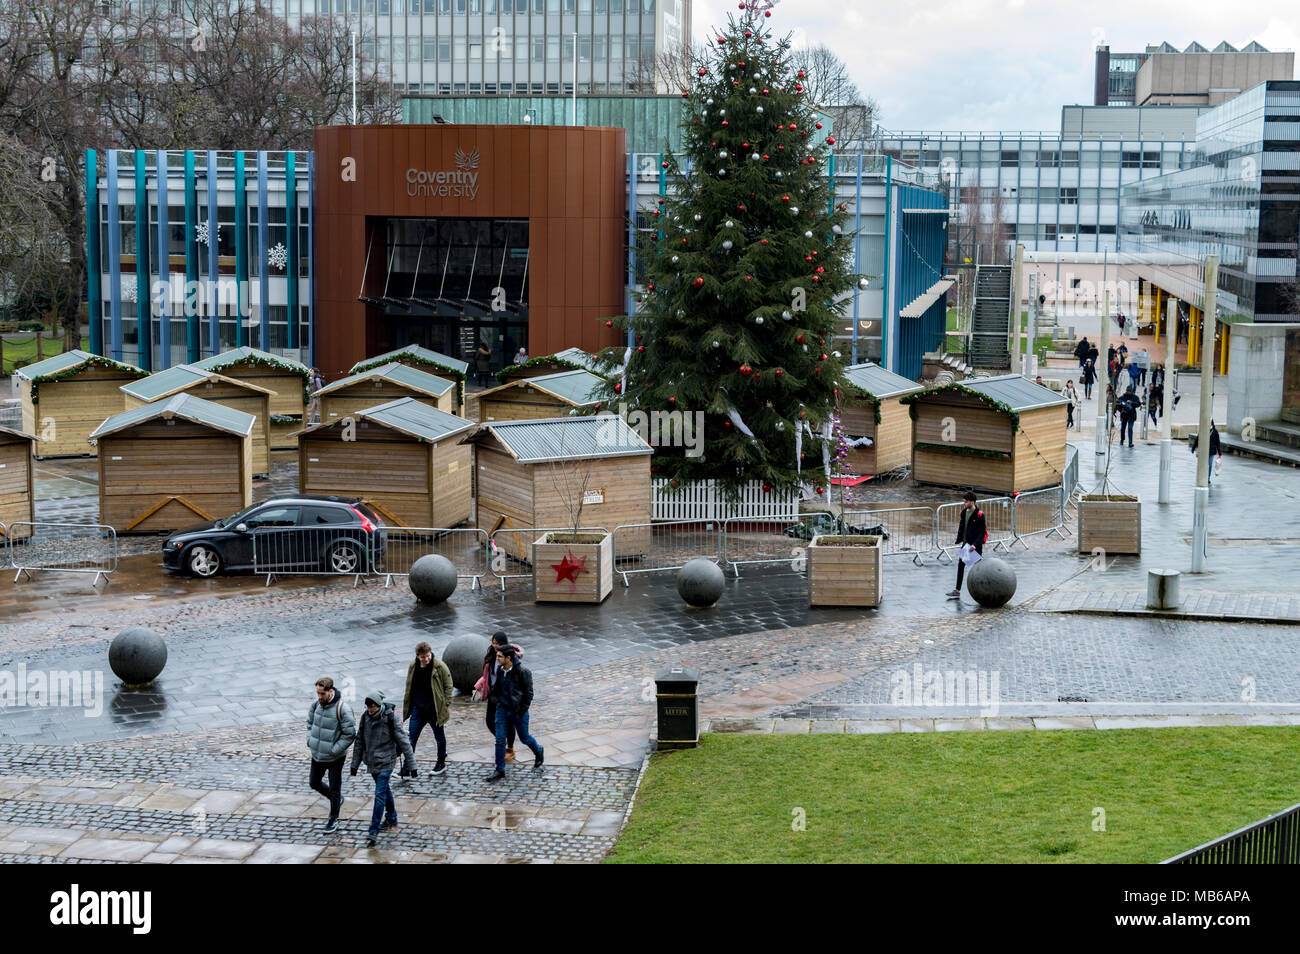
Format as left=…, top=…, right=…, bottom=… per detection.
left=1279, top=408, right=1300, bottom=426
left=1219, top=432, right=1300, bottom=467
left=1253, top=420, right=1300, bottom=450
left=969, top=264, right=1012, bottom=370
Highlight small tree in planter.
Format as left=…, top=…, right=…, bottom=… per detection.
left=533, top=423, right=614, bottom=603
left=1078, top=393, right=1141, bottom=555
left=807, top=406, right=884, bottom=606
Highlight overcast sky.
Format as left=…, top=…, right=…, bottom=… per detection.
left=689, top=0, right=1300, bottom=132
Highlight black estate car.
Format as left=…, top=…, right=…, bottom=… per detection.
left=162, top=496, right=387, bottom=577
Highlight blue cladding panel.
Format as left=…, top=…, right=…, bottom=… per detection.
left=85, top=151, right=102, bottom=356
left=156, top=150, right=171, bottom=369
left=184, top=151, right=199, bottom=362
left=107, top=151, right=122, bottom=361
left=134, top=150, right=151, bottom=372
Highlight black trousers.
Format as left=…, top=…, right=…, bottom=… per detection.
left=955, top=544, right=984, bottom=589
left=485, top=699, right=516, bottom=747
left=310, top=757, right=345, bottom=819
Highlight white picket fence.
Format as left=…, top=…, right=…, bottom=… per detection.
left=652, top=478, right=799, bottom=521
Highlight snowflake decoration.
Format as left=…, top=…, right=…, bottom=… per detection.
left=267, top=242, right=288, bottom=271
left=195, top=221, right=220, bottom=246
left=121, top=275, right=137, bottom=304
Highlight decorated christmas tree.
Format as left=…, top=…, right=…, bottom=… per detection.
left=597, top=2, right=863, bottom=495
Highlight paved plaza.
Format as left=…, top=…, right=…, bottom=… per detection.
left=1, top=410, right=1298, bottom=863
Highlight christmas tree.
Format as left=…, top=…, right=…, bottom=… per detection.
left=597, top=2, right=862, bottom=496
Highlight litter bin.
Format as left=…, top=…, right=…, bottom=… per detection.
left=655, top=666, right=700, bottom=749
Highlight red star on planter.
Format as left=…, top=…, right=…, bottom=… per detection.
left=552, top=549, right=588, bottom=584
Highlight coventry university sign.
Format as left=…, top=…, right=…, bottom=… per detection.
left=406, top=146, right=481, bottom=199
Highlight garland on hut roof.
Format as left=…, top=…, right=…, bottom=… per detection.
left=352, top=354, right=465, bottom=407
left=28, top=354, right=148, bottom=403
left=494, top=355, right=587, bottom=384
left=900, top=383, right=1021, bottom=431
left=200, top=351, right=314, bottom=401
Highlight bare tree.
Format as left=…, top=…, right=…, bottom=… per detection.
left=790, top=44, right=877, bottom=147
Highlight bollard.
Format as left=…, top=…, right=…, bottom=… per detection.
left=1147, top=569, right=1181, bottom=610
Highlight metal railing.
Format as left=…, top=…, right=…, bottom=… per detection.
left=933, top=496, right=1017, bottom=563
left=843, top=507, right=934, bottom=565
left=611, top=520, right=722, bottom=586
left=0, top=521, right=6, bottom=568
left=1163, top=801, right=1300, bottom=864
left=251, top=525, right=383, bottom=586
left=7, top=521, right=118, bottom=587
left=370, top=527, right=489, bottom=589
left=488, top=526, right=610, bottom=591
left=1013, top=487, right=1068, bottom=542
left=720, top=513, right=831, bottom=577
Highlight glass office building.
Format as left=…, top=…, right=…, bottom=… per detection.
left=1119, top=81, right=1300, bottom=323
left=877, top=106, right=1206, bottom=261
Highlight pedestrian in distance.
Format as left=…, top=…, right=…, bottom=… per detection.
left=1081, top=358, right=1096, bottom=400
left=1117, top=387, right=1142, bottom=447
left=1126, top=359, right=1142, bottom=393
left=1116, top=312, right=1127, bottom=335
left=1189, top=421, right=1223, bottom=486
left=1064, top=380, right=1079, bottom=428
left=1088, top=342, right=1099, bottom=365
left=485, top=646, right=544, bottom=782
left=402, top=642, right=453, bottom=777
left=307, top=676, right=356, bottom=834
left=476, top=631, right=522, bottom=761
left=947, top=491, right=987, bottom=601
left=350, top=689, right=415, bottom=847
left=475, top=341, right=492, bottom=387
left=1146, top=385, right=1162, bottom=426
left=1074, top=337, right=1091, bottom=370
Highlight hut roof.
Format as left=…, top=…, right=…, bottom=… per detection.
left=842, top=362, right=924, bottom=401
left=552, top=348, right=602, bottom=374
left=349, top=345, right=468, bottom=377
left=0, top=424, right=38, bottom=442
left=120, top=364, right=276, bottom=402
left=15, top=349, right=147, bottom=382
left=295, top=397, right=474, bottom=443
left=190, top=347, right=311, bottom=377
left=477, top=369, right=605, bottom=407
left=90, top=393, right=255, bottom=440
left=316, top=362, right=455, bottom=399
left=901, top=373, right=1067, bottom=416
left=466, top=415, right=652, bottom=465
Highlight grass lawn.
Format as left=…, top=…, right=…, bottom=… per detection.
left=608, top=728, right=1300, bottom=864
left=1, top=334, right=66, bottom=374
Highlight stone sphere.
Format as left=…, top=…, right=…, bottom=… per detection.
left=443, top=634, right=491, bottom=694
left=966, top=557, right=1017, bottom=608
left=677, top=558, right=725, bottom=607
left=409, top=554, right=458, bottom=604
left=108, top=627, right=168, bottom=687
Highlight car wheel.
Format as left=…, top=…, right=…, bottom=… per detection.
left=186, top=544, right=222, bottom=578
left=326, top=540, right=363, bottom=574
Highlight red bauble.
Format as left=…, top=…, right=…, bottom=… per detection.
left=661, top=160, right=669, bottom=168
left=637, top=345, right=644, bottom=352
left=796, top=334, right=806, bottom=344
left=722, top=120, right=729, bottom=126
left=762, top=89, right=769, bottom=95
left=826, top=136, right=836, bottom=145
left=724, top=421, right=731, bottom=427
left=815, top=122, right=823, bottom=129
left=594, top=403, right=601, bottom=410
left=745, top=274, right=752, bottom=281
left=636, top=334, right=643, bottom=340
left=765, top=9, right=771, bottom=15
left=739, top=364, right=752, bottom=376
left=693, top=276, right=704, bottom=287
left=738, top=204, right=746, bottom=211
left=820, top=353, right=827, bottom=361
left=816, top=486, right=824, bottom=494
left=789, top=124, right=797, bottom=130
left=815, top=267, right=824, bottom=274
left=744, top=30, right=752, bottom=37
left=605, top=320, right=613, bottom=327
left=698, top=68, right=707, bottom=75
left=781, top=195, right=789, bottom=202
left=812, top=276, right=821, bottom=282
left=798, top=70, right=806, bottom=78
left=613, top=383, right=622, bottom=393
left=762, top=484, right=771, bottom=492
left=742, top=142, right=750, bottom=148
left=805, top=256, right=812, bottom=262
left=716, top=37, right=725, bottom=45
left=647, top=284, right=655, bottom=290
left=669, top=396, right=676, bottom=403
left=762, top=154, right=769, bottom=160
left=799, top=410, right=807, bottom=418
left=760, top=238, right=768, bottom=245
left=682, top=238, right=688, bottom=244
left=775, top=368, right=783, bottom=376
left=777, top=145, right=784, bottom=151
left=796, top=84, right=804, bottom=92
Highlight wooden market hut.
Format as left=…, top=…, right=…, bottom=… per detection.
left=899, top=373, right=1069, bottom=494
left=296, top=397, right=475, bottom=529
left=0, top=425, right=37, bottom=541
left=496, top=348, right=605, bottom=385
left=315, top=362, right=457, bottom=422
left=840, top=362, right=923, bottom=476
left=349, top=345, right=469, bottom=415
left=475, top=369, right=606, bottom=423
left=15, top=350, right=148, bottom=457
left=463, top=416, right=652, bottom=561
left=89, top=394, right=254, bottom=533
left=120, top=365, right=274, bottom=477
left=190, top=347, right=311, bottom=450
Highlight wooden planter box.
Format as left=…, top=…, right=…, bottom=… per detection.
left=808, top=534, right=883, bottom=608
left=533, top=531, right=613, bottom=604
left=1077, top=494, right=1141, bottom=555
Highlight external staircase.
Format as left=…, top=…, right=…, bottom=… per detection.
left=968, top=264, right=1012, bottom=370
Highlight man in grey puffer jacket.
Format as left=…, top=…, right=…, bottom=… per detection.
left=308, top=676, right=356, bottom=834
left=350, top=689, right=415, bottom=847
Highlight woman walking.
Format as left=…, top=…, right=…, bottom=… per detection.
left=1064, top=380, right=1080, bottom=429
left=1081, top=358, right=1096, bottom=400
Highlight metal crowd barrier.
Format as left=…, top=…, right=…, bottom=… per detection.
left=251, top=525, right=381, bottom=586
left=933, top=496, right=1017, bottom=563
left=0, top=521, right=8, bottom=569
left=1013, top=487, right=1068, bottom=542
left=611, top=520, right=722, bottom=586
left=7, top=521, right=118, bottom=587
left=370, top=527, right=489, bottom=589
left=842, top=506, right=935, bottom=565
left=719, top=513, right=827, bottom=577
left=488, top=526, right=610, bottom=591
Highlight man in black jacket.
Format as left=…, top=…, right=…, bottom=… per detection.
left=485, top=646, right=544, bottom=782
left=948, top=491, right=987, bottom=600
left=1074, top=337, right=1090, bottom=370
left=1116, top=387, right=1142, bottom=447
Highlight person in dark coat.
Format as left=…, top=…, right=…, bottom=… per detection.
left=1190, top=422, right=1222, bottom=485
left=350, top=689, right=415, bottom=847
left=1116, top=387, right=1142, bottom=447
left=947, top=491, right=987, bottom=600
left=1081, top=358, right=1097, bottom=399
left=484, top=646, right=543, bottom=782
left=475, top=341, right=492, bottom=386
left=402, top=642, right=453, bottom=776
left=480, top=631, right=522, bottom=760
left=1074, top=337, right=1091, bottom=370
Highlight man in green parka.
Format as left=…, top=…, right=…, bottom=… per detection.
left=403, top=641, right=454, bottom=775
